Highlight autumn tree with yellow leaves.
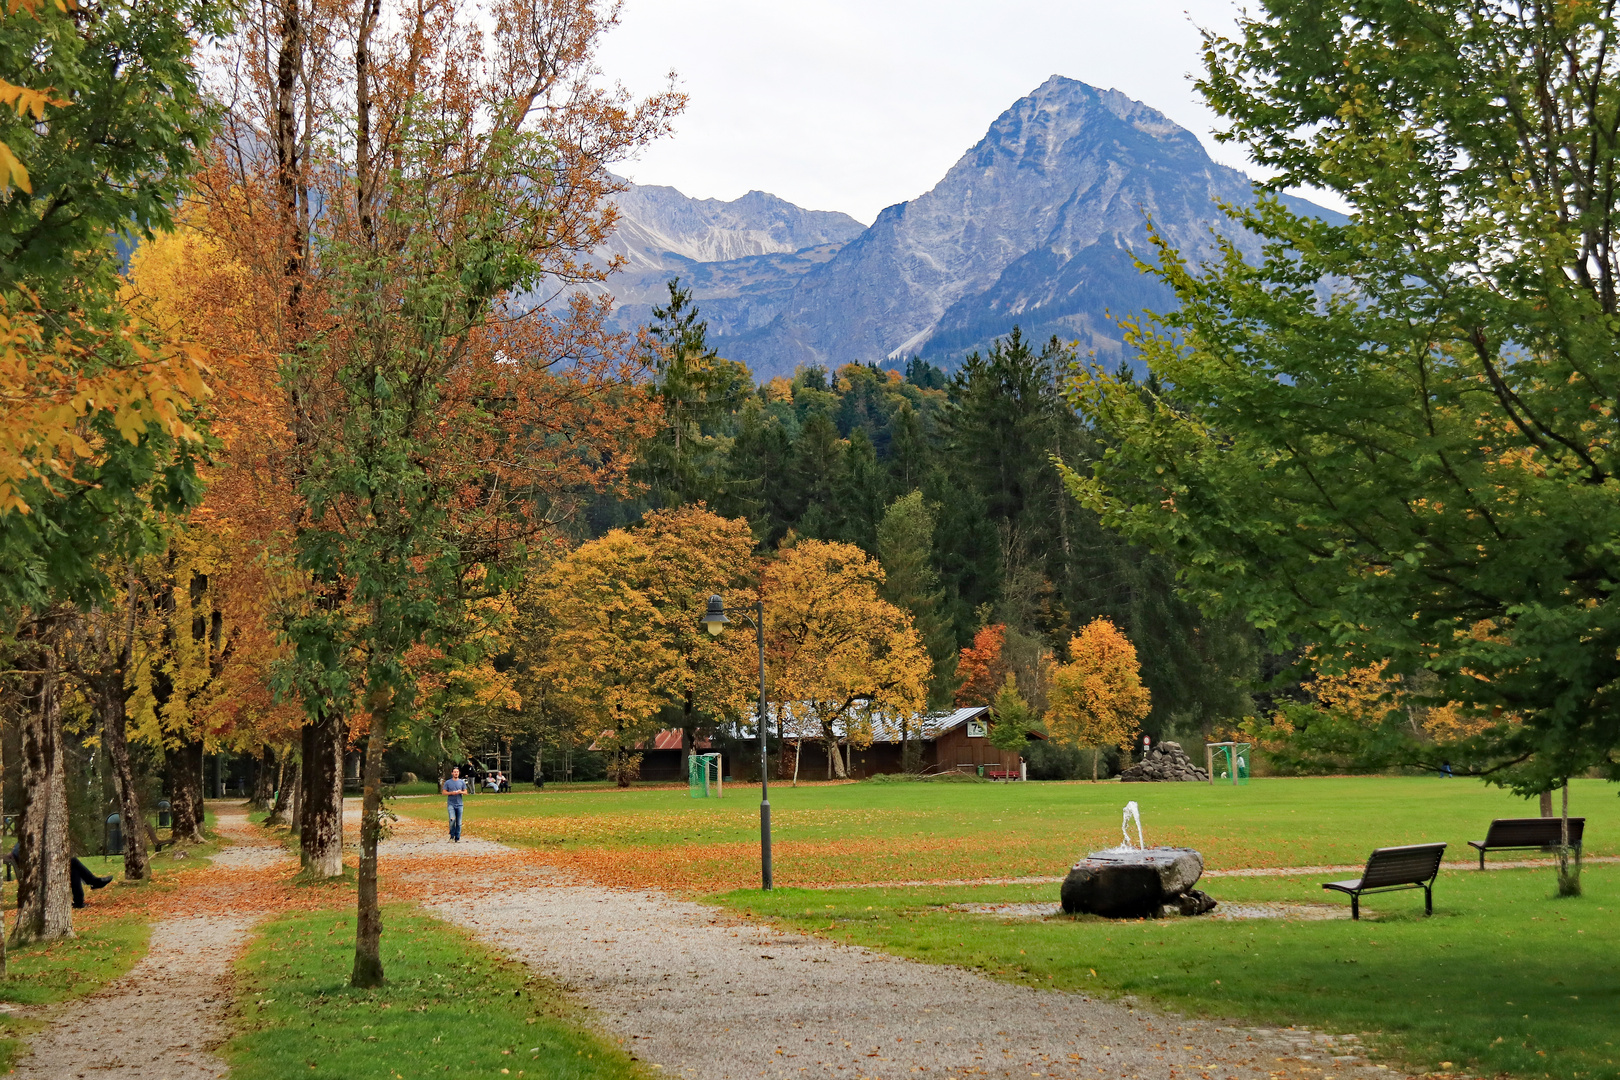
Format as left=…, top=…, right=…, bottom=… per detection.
left=763, top=539, right=930, bottom=780
left=519, top=508, right=756, bottom=785
left=1046, top=618, right=1151, bottom=781
left=2, top=0, right=229, bottom=949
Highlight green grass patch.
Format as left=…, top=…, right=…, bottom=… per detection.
left=0, top=917, right=151, bottom=1071
left=226, top=906, right=645, bottom=1080
left=389, top=782, right=443, bottom=797
left=714, top=864, right=1620, bottom=1080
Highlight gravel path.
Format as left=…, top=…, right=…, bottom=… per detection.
left=11, top=805, right=293, bottom=1080
left=13, top=915, right=253, bottom=1080
left=425, top=873, right=1404, bottom=1080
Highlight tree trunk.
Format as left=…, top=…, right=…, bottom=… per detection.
left=1539, top=789, right=1554, bottom=816
left=825, top=731, right=849, bottom=780
left=100, top=674, right=150, bottom=880
left=680, top=721, right=692, bottom=786
left=250, top=746, right=276, bottom=811
left=534, top=741, right=543, bottom=789
left=1092, top=748, right=1099, bottom=782
left=1557, top=781, right=1580, bottom=897
left=300, top=709, right=344, bottom=876
left=14, top=654, right=74, bottom=944
left=351, top=698, right=389, bottom=987
left=268, top=754, right=296, bottom=826
left=165, top=738, right=207, bottom=844
left=288, top=757, right=302, bottom=835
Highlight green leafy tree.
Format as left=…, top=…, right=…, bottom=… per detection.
left=634, top=279, right=752, bottom=507
left=1067, top=1, right=1620, bottom=876
left=987, top=673, right=1037, bottom=751
left=877, top=490, right=957, bottom=707
left=267, top=0, right=680, bottom=986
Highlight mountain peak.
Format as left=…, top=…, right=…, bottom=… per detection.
left=586, top=78, right=1334, bottom=377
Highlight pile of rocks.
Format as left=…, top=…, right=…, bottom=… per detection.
left=1119, top=741, right=1209, bottom=782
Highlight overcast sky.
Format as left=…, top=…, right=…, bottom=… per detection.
left=595, top=0, right=1276, bottom=225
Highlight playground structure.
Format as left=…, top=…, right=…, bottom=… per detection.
left=1204, top=741, right=1251, bottom=785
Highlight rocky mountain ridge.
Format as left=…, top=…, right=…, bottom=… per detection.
left=592, top=76, right=1337, bottom=377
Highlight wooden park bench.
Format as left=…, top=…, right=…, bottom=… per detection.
left=1322, top=842, right=1446, bottom=920
left=1467, top=817, right=1584, bottom=869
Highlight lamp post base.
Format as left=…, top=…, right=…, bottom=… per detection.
left=760, top=799, right=773, bottom=891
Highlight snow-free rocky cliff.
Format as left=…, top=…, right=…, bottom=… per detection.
left=592, top=76, right=1335, bottom=376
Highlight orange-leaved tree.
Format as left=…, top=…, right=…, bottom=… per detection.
left=178, top=0, right=677, bottom=986
left=954, top=623, right=1009, bottom=707
left=1046, top=618, right=1151, bottom=780
left=764, top=539, right=930, bottom=779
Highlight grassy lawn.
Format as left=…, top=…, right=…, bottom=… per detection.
left=225, top=906, right=646, bottom=1080
left=391, top=776, right=1617, bottom=890
left=711, top=864, right=1620, bottom=1080
left=388, top=775, right=1620, bottom=1080
left=0, top=917, right=151, bottom=1071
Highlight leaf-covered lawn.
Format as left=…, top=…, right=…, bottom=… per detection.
left=391, top=776, right=1617, bottom=890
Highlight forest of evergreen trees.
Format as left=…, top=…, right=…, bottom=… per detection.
left=594, top=282, right=1262, bottom=748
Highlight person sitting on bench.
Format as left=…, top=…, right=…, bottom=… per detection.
left=10, top=843, right=114, bottom=908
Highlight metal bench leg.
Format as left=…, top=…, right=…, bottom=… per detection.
left=1351, top=894, right=1359, bottom=921
left=1424, top=885, right=1433, bottom=916
left=1479, top=850, right=1485, bottom=870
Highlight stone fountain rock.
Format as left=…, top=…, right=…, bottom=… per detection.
left=1061, top=847, right=1217, bottom=918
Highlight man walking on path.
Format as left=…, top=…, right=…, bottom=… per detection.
left=442, top=767, right=468, bottom=842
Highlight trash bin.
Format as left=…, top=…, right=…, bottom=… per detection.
left=105, top=813, right=124, bottom=857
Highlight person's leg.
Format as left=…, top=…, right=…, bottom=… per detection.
left=70, top=856, right=111, bottom=889
left=448, top=803, right=462, bottom=841
left=71, top=865, right=86, bottom=908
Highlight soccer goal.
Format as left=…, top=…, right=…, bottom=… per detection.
left=688, top=753, right=723, bottom=799
left=1205, top=741, right=1252, bottom=786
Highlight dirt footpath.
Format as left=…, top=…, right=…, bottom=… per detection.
left=422, top=865, right=1401, bottom=1080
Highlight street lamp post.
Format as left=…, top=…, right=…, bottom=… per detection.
left=702, top=593, right=771, bottom=890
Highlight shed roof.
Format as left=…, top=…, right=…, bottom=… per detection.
left=741, top=704, right=993, bottom=744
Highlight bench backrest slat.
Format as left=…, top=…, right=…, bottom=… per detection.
left=1360, top=842, right=1447, bottom=888
left=1483, top=818, right=1585, bottom=847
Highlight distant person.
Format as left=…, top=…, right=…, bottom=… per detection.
left=494, top=770, right=508, bottom=793
left=9, top=842, right=113, bottom=908
left=1441, top=760, right=1454, bottom=778
left=442, top=767, right=468, bottom=842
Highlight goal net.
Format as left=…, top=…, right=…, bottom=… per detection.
left=1211, top=742, right=1251, bottom=785
left=688, top=753, right=723, bottom=799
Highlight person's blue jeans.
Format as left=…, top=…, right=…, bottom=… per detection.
left=448, top=802, right=463, bottom=841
